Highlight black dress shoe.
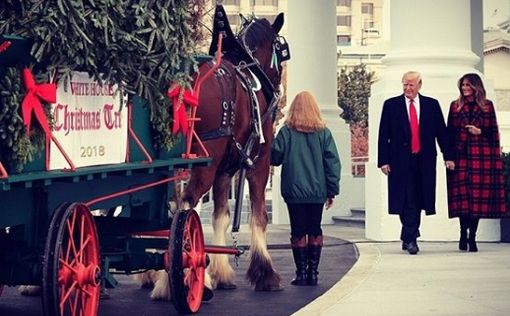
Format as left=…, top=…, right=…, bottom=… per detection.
left=468, top=240, right=478, bottom=252
left=407, top=241, right=419, bottom=255
left=402, top=242, right=419, bottom=251
left=459, top=238, right=468, bottom=251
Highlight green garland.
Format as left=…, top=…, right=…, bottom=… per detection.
left=0, top=68, right=50, bottom=171
left=0, top=0, right=206, bottom=171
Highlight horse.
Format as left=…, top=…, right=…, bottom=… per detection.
left=150, top=5, right=290, bottom=299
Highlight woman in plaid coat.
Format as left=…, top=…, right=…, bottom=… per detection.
left=447, top=73, right=507, bottom=252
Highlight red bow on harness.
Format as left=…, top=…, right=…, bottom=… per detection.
left=167, top=84, right=198, bottom=136
left=21, top=68, right=56, bottom=137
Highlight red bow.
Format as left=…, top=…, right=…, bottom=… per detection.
left=21, top=68, right=56, bottom=137
left=0, top=40, right=12, bottom=53
left=167, top=84, right=198, bottom=136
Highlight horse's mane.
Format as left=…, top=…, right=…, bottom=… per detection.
left=239, top=17, right=275, bottom=53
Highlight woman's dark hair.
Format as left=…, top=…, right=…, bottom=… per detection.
left=457, top=73, right=487, bottom=110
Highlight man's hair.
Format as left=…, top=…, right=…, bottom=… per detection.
left=402, top=71, right=422, bottom=85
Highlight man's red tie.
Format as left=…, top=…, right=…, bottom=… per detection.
left=409, top=98, right=420, bottom=153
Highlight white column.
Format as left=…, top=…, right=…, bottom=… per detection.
left=366, top=0, right=499, bottom=241
left=272, top=0, right=357, bottom=225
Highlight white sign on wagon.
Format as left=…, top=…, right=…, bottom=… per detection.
left=49, top=72, right=128, bottom=170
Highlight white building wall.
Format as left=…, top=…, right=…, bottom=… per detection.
left=485, top=51, right=510, bottom=111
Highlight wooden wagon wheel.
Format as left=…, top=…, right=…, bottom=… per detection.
left=169, top=209, right=206, bottom=314
left=42, top=203, right=101, bottom=316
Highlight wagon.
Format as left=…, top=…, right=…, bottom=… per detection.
left=0, top=36, right=242, bottom=316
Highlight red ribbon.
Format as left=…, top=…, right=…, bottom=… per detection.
left=167, top=84, right=198, bottom=136
left=21, top=68, right=56, bottom=137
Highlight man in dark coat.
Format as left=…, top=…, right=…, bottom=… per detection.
left=377, top=71, right=455, bottom=255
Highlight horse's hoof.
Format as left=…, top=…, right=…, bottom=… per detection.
left=254, top=283, right=284, bottom=292
left=140, top=282, right=153, bottom=289
left=202, top=287, right=214, bottom=302
left=216, top=282, right=237, bottom=290
left=18, top=285, right=41, bottom=296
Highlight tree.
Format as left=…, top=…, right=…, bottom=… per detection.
left=337, top=63, right=375, bottom=176
left=0, top=0, right=206, bottom=171
left=337, top=63, right=375, bottom=127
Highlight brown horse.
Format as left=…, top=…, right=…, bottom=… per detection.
left=179, top=7, right=290, bottom=292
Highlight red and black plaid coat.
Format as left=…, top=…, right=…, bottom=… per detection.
left=446, top=100, right=508, bottom=218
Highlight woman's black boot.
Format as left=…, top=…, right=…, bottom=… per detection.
left=459, top=216, right=469, bottom=251
left=468, top=217, right=480, bottom=252
left=291, top=247, right=308, bottom=286
left=290, top=237, right=308, bottom=286
left=306, top=235, right=323, bottom=286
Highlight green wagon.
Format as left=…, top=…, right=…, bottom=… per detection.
left=0, top=35, right=240, bottom=316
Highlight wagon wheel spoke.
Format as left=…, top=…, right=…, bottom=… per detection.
left=75, top=236, right=91, bottom=265
left=72, top=289, right=79, bottom=316
left=79, top=215, right=85, bottom=264
left=59, top=280, right=78, bottom=311
left=64, top=217, right=92, bottom=269
left=66, top=212, right=79, bottom=262
left=183, top=266, right=198, bottom=284
left=70, top=288, right=79, bottom=315
left=59, top=258, right=79, bottom=274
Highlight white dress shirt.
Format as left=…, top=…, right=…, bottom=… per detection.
left=405, top=96, right=420, bottom=121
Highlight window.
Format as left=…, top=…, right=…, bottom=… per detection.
left=223, top=0, right=240, bottom=5
left=337, top=35, right=351, bottom=46
left=251, top=0, right=278, bottom=6
left=337, top=15, right=352, bottom=27
left=337, top=0, right=351, bottom=7
left=361, top=3, right=374, bottom=14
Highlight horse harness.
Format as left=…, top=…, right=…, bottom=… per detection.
left=201, top=6, right=290, bottom=170
left=198, top=59, right=279, bottom=171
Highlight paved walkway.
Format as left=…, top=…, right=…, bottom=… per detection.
left=292, top=224, right=510, bottom=316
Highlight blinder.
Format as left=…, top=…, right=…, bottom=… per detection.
left=273, top=36, right=290, bottom=62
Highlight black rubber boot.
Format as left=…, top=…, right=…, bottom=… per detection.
left=459, top=216, right=469, bottom=251
left=290, top=247, right=308, bottom=286
left=306, top=235, right=323, bottom=286
left=469, top=217, right=480, bottom=252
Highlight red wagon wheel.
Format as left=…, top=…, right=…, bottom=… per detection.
left=169, top=209, right=206, bottom=314
left=42, top=203, right=101, bottom=316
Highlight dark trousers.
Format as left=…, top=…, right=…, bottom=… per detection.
left=286, top=203, right=324, bottom=238
left=400, top=154, right=422, bottom=243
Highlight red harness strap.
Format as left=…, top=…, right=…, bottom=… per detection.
left=167, top=34, right=224, bottom=158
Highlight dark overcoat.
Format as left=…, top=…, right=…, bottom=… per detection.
left=378, top=94, right=453, bottom=215
left=446, top=100, right=508, bottom=218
